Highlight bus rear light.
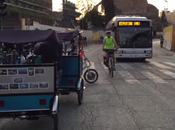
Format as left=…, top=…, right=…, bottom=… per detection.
left=0, top=101, right=4, bottom=107
left=39, top=99, right=46, bottom=105
left=69, top=80, right=73, bottom=84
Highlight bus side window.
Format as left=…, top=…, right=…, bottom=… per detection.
left=112, top=25, right=115, bottom=31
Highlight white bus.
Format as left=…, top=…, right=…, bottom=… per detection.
left=106, top=15, right=153, bottom=60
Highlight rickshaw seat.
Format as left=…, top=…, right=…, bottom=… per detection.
left=58, top=56, right=83, bottom=88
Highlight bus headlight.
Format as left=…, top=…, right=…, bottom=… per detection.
left=146, top=50, right=152, bottom=54
left=117, top=50, right=122, bottom=54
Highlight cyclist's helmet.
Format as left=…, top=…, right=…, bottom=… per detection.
left=106, top=31, right=111, bottom=35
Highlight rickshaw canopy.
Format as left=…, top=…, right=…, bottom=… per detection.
left=0, top=30, right=60, bottom=44
left=57, top=30, right=79, bottom=42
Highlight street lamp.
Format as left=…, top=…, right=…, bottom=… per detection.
left=165, top=0, right=168, bottom=11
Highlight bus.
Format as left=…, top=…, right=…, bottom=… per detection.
left=106, top=15, right=153, bottom=60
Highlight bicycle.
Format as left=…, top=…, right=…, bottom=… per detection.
left=103, top=48, right=117, bottom=77
left=83, top=53, right=98, bottom=83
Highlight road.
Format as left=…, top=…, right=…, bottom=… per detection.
left=1, top=39, right=175, bottom=130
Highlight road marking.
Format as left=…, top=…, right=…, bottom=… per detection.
left=159, top=70, right=175, bottom=78
left=163, top=62, right=175, bottom=67
left=90, top=62, right=95, bottom=69
left=118, top=70, right=140, bottom=84
left=119, top=63, right=133, bottom=69
left=134, top=63, right=153, bottom=69
left=149, top=61, right=173, bottom=70
left=141, top=71, right=168, bottom=84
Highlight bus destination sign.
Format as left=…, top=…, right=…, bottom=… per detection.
left=118, top=21, right=150, bottom=27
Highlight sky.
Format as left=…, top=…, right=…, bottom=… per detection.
left=53, top=0, right=77, bottom=11
left=52, top=0, right=175, bottom=12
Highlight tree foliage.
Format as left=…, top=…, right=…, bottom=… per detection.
left=76, top=0, right=97, bottom=18
left=161, top=11, right=169, bottom=27
left=102, top=0, right=115, bottom=24
left=84, top=3, right=104, bottom=28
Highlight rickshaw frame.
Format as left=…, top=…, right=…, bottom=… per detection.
left=57, top=30, right=84, bottom=105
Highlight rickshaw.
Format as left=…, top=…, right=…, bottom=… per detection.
left=56, top=30, right=85, bottom=104
left=0, top=30, right=62, bottom=130
left=34, top=29, right=86, bottom=104
left=57, top=30, right=98, bottom=84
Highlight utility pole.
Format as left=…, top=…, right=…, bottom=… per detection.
left=0, top=0, right=7, bottom=30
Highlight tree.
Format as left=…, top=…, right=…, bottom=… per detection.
left=76, top=0, right=96, bottom=18
left=79, top=18, right=88, bottom=29
left=161, top=11, right=169, bottom=27
left=102, top=0, right=115, bottom=24
left=84, top=2, right=104, bottom=28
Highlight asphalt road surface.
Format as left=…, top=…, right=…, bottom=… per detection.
left=1, top=39, right=175, bottom=130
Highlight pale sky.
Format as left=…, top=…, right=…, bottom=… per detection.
left=53, top=0, right=77, bottom=11
left=53, top=0, right=175, bottom=12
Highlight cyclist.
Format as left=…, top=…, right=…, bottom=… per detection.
left=103, top=31, right=118, bottom=70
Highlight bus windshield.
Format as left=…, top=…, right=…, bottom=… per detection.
left=116, top=27, right=152, bottom=48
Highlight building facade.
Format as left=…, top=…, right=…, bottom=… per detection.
left=2, top=0, right=54, bottom=30
left=166, top=11, right=175, bottom=25
left=5, top=0, right=52, bottom=14
left=63, top=1, right=77, bottom=21
left=2, top=0, right=81, bottom=29
left=62, top=0, right=81, bottom=27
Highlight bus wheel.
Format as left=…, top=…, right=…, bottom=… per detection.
left=141, top=58, right=146, bottom=62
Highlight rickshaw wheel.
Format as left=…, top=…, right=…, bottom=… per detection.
left=53, top=114, right=58, bottom=130
left=53, top=98, right=59, bottom=130
left=78, top=80, right=84, bottom=105
left=84, top=69, right=98, bottom=83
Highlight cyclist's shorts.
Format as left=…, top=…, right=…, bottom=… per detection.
left=104, top=49, right=114, bottom=54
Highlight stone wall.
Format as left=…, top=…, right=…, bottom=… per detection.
left=114, top=0, right=148, bottom=15
left=166, top=11, right=175, bottom=25
left=114, top=0, right=162, bottom=31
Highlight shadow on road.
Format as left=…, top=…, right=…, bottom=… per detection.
left=116, top=58, right=150, bottom=63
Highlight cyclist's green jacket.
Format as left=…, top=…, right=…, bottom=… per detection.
left=104, top=36, right=114, bottom=49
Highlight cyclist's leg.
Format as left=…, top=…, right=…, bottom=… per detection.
left=105, top=52, right=109, bottom=67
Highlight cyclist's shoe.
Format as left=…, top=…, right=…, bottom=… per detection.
left=104, top=62, right=109, bottom=67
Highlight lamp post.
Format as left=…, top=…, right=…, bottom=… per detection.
left=165, top=0, right=168, bottom=10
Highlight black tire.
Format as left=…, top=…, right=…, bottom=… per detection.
left=78, top=81, right=84, bottom=105
left=110, top=59, right=114, bottom=77
left=84, top=69, right=98, bottom=83
left=141, top=58, right=146, bottom=62
left=53, top=96, right=59, bottom=130
left=116, top=58, right=118, bottom=62
left=108, top=67, right=111, bottom=74
left=53, top=114, right=58, bottom=130
left=111, top=69, right=114, bottom=77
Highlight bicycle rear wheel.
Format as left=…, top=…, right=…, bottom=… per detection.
left=110, top=58, right=114, bottom=77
